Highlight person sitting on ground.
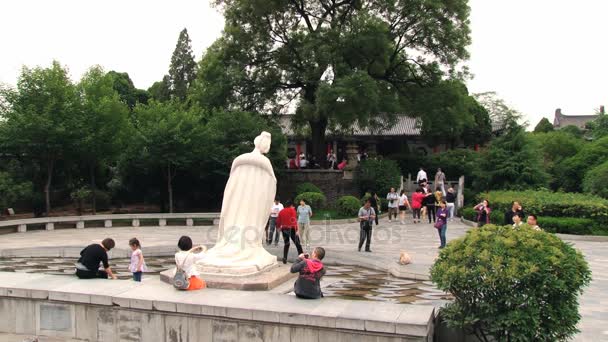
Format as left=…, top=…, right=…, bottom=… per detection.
left=504, top=201, right=525, bottom=225
left=290, top=247, right=326, bottom=299
left=75, top=238, right=117, bottom=279
left=174, top=236, right=207, bottom=290
left=512, top=213, right=523, bottom=228
left=526, top=214, right=542, bottom=231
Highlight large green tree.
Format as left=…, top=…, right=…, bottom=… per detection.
left=200, top=0, right=472, bottom=161
left=129, top=101, right=205, bottom=212
left=534, top=117, right=554, bottom=133
left=0, top=61, right=82, bottom=215
left=168, top=28, right=197, bottom=101
left=474, top=91, right=524, bottom=134
left=107, top=71, right=149, bottom=109
left=78, top=66, right=131, bottom=213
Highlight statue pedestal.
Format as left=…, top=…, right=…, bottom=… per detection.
left=160, top=264, right=296, bottom=291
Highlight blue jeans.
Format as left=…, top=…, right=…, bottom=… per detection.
left=437, top=224, right=447, bottom=247
left=133, top=272, right=142, bottom=282
left=268, top=217, right=280, bottom=244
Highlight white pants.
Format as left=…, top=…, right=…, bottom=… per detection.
left=446, top=203, right=455, bottom=219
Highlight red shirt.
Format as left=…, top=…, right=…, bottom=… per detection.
left=411, top=192, right=425, bottom=209
left=276, top=207, right=298, bottom=231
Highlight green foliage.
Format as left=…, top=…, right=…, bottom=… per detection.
left=356, top=159, right=401, bottom=196
left=586, top=111, right=608, bottom=140
left=431, top=225, right=592, bottom=341
left=537, top=216, right=595, bottom=235
left=533, top=117, right=554, bottom=133
left=583, top=160, right=608, bottom=198
left=427, top=149, right=481, bottom=184
left=473, top=92, right=525, bottom=133
left=459, top=207, right=476, bottom=221
left=148, top=76, right=171, bottom=102
left=528, top=131, right=582, bottom=190
left=560, top=125, right=583, bottom=138
left=168, top=28, right=197, bottom=101
left=209, top=0, right=472, bottom=159
left=106, top=71, right=149, bottom=109
left=554, top=136, right=608, bottom=192
left=476, top=190, right=608, bottom=224
left=0, top=172, right=33, bottom=210
left=336, top=196, right=361, bottom=217
left=294, top=192, right=326, bottom=209
left=475, top=126, right=550, bottom=190
left=460, top=206, right=504, bottom=225
left=295, top=183, right=322, bottom=195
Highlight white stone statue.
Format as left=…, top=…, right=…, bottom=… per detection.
left=197, top=132, right=278, bottom=275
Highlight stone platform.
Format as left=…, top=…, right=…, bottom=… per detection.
left=160, top=264, right=297, bottom=291
left=0, top=272, right=435, bottom=342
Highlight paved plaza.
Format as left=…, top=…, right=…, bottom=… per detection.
left=0, top=218, right=605, bottom=341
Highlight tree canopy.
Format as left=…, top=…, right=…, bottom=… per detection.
left=534, top=117, right=554, bottom=133
left=199, top=0, right=472, bottom=160
left=168, top=28, right=197, bottom=101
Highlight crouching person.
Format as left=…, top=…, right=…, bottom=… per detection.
left=290, top=247, right=326, bottom=299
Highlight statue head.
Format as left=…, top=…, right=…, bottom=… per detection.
left=254, top=131, right=272, bottom=154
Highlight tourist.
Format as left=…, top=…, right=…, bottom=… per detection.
left=445, top=187, right=456, bottom=221
left=268, top=198, right=284, bottom=246
left=512, top=213, right=523, bottom=228
left=337, top=158, right=347, bottom=170
left=474, top=200, right=491, bottom=227
left=290, top=247, right=326, bottom=299
left=276, top=200, right=304, bottom=264
left=504, top=201, right=525, bottom=225
left=386, top=187, right=399, bottom=222
left=128, top=238, right=147, bottom=282
left=411, top=188, right=425, bottom=224
left=398, top=190, right=410, bottom=225
left=424, top=190, right=436, bottom=224
left=174, top=236, right=207, bottom=290
left=526, top=214, right=542, bottom=231
left=299, top=155, right=308, bottom=169
left=358, top=200, right=376, bottom=252
left=288, top=158, right=298, bottom=169
left=326, top=150, right=337, bottom=169
left=297, top=199, right=313, bottom=250
left=75, top=238, right=117, bottom=280
left=416, top=167, right=428, bottom=183
left=435, top=201, right=449, bottom=249
left=434, top=168, right=446, bottom=196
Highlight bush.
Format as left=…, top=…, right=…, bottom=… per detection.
left=0, top=172, right=33, bottom=211
left=459, top=207, right=476, bottom=221
left=294, top=192, right=326, bottom=209
left=295, top=182, right=322, bottom=195
left=336, top=196, right=361, bottom=217
left=583, top=160, right=608, bottom=199
left=554, top=136, right=608, bottom=192
left=537, top=216, right=595, bottom=235
left=459, top=206, right=505, bottom=225
left=431, top=225, right=591, bottom=341
left=476, top=190, right=608, bottom=224
left=356, top=159, right=401, bottom=196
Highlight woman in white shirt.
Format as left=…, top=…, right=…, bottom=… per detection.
left=398, top=190, right=410, bottom=225
left=175, top=236, right=207, bottom=290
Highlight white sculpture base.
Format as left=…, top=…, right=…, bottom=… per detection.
left=196, top=246, right=278, bottom=277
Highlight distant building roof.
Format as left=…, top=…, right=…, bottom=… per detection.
left=553, top=108, right=598, bottom=129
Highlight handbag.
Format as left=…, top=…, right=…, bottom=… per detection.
left=434, top=219, right=444, bottom=229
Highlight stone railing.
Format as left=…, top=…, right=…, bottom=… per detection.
left=0, top=213, right=221, bottom=233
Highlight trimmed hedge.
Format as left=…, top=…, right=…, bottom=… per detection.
left=476, top=190, right=608, bottom=223
left=294, top=192, right=326, bottom=209
left=336, top=196, right=361, bottom=217
left=537, top=217, right=595, bottom=235
left=295, top=182, right=322, bottom=195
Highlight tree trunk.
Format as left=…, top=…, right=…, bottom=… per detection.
left=44, top=160, right=55, bottom=216
left=167, top=162, right=174, bottom=214
left=90, top=164, right=97, bottom=215
left=309, top=119, right=328, bottom=167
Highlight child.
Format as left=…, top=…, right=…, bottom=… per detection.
left=129, top=238, right=147, bottom=282
left=290, top=247, right=326, bottom=299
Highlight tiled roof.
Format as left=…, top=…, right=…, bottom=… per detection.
left=277, top=115, right=421, bottom=137
left=553, top=112, right=598, bottom=129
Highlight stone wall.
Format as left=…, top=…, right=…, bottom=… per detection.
left=278, top=170, right=359, bottom=204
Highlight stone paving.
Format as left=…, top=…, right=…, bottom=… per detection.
left=0, top=217, right=604, bottom=341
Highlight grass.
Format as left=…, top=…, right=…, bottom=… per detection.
left=312, top=209, right=354, bottom=221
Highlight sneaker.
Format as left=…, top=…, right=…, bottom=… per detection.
left=388, top=219, right=392, bottom=222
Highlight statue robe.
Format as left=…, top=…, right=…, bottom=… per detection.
left=197, top=150, right=277, bottom=275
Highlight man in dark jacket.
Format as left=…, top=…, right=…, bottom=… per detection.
left=290, top=247, right=326, bottom=299
left=504, top=201, right=525, bottom=225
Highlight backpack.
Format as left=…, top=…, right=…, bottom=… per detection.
left=173, top=252, right=191, bottom=290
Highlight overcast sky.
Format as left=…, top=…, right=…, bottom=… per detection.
left=1, top=0, right=606, bottom=126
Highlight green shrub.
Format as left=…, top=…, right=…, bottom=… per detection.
left=0, top=172, right=33, bottom=210
left=360, top=192, right=381, bottom=210
left=336, top=196, right=361, bottom=217
left=459, top=206, right=504, bottom=225
left=431, top=225, right=591, bottom=341
left=476, top=190, right=608, bottom=224
left=294, top=192, right=326, bottom=209
left=583, top=160, right=608, bottom=199
left=554, top=136, right=608, bottom=192
left=459, top=207, right=476, bottom=221
left=537, top=217, right=595, bottom=235
left=356, top=159, right=400, bottom=197
left=295, top=182, right=322, bottom=195
left=95, top=191, right=112, bottom=211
